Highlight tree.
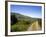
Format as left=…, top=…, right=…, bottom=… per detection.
left=11, top=14, right=18, bottom=25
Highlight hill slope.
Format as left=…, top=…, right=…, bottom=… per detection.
left=11, top=12, right=42, bottom=32
left=11, top=12, right=41, bottom=21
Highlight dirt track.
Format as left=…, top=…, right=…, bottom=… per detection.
left=27, top=21, right=41, bottom=31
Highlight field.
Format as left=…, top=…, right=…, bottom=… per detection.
left=11, top=12, right=42, bottom=32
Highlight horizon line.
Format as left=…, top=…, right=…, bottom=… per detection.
left=11, top=12, right=42, bottom=19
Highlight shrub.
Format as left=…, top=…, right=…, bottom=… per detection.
left=11, top=14, right=18, bottom=25
left=11, top=24, right=28, bottom=32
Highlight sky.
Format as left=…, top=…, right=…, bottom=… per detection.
left=10, top=5, right=42, bottom=18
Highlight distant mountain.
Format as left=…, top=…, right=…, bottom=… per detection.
left=11, top=12, right=42, bottom=22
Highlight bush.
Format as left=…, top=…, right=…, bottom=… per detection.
left=11, top=14, right=18, bottom=25
left=38, top=19, right=42, bottom=27
left=11, top=24, right=28, bottom=32
left=25, top=21, right=31, bottom=24
left=22, top=20, right=31, bottom=25
left=11, top=19, right=31, bottom=32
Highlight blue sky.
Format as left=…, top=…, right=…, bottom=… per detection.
left=10, top=5, right=42, bottom=18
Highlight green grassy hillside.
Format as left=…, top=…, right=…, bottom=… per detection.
left=11, top=12, right=42, bottom=32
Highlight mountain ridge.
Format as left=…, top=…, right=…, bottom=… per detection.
left=11, top=12, right=41, bottom=19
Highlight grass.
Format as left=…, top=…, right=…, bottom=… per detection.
left=11, top=20, right=31, bottom=32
